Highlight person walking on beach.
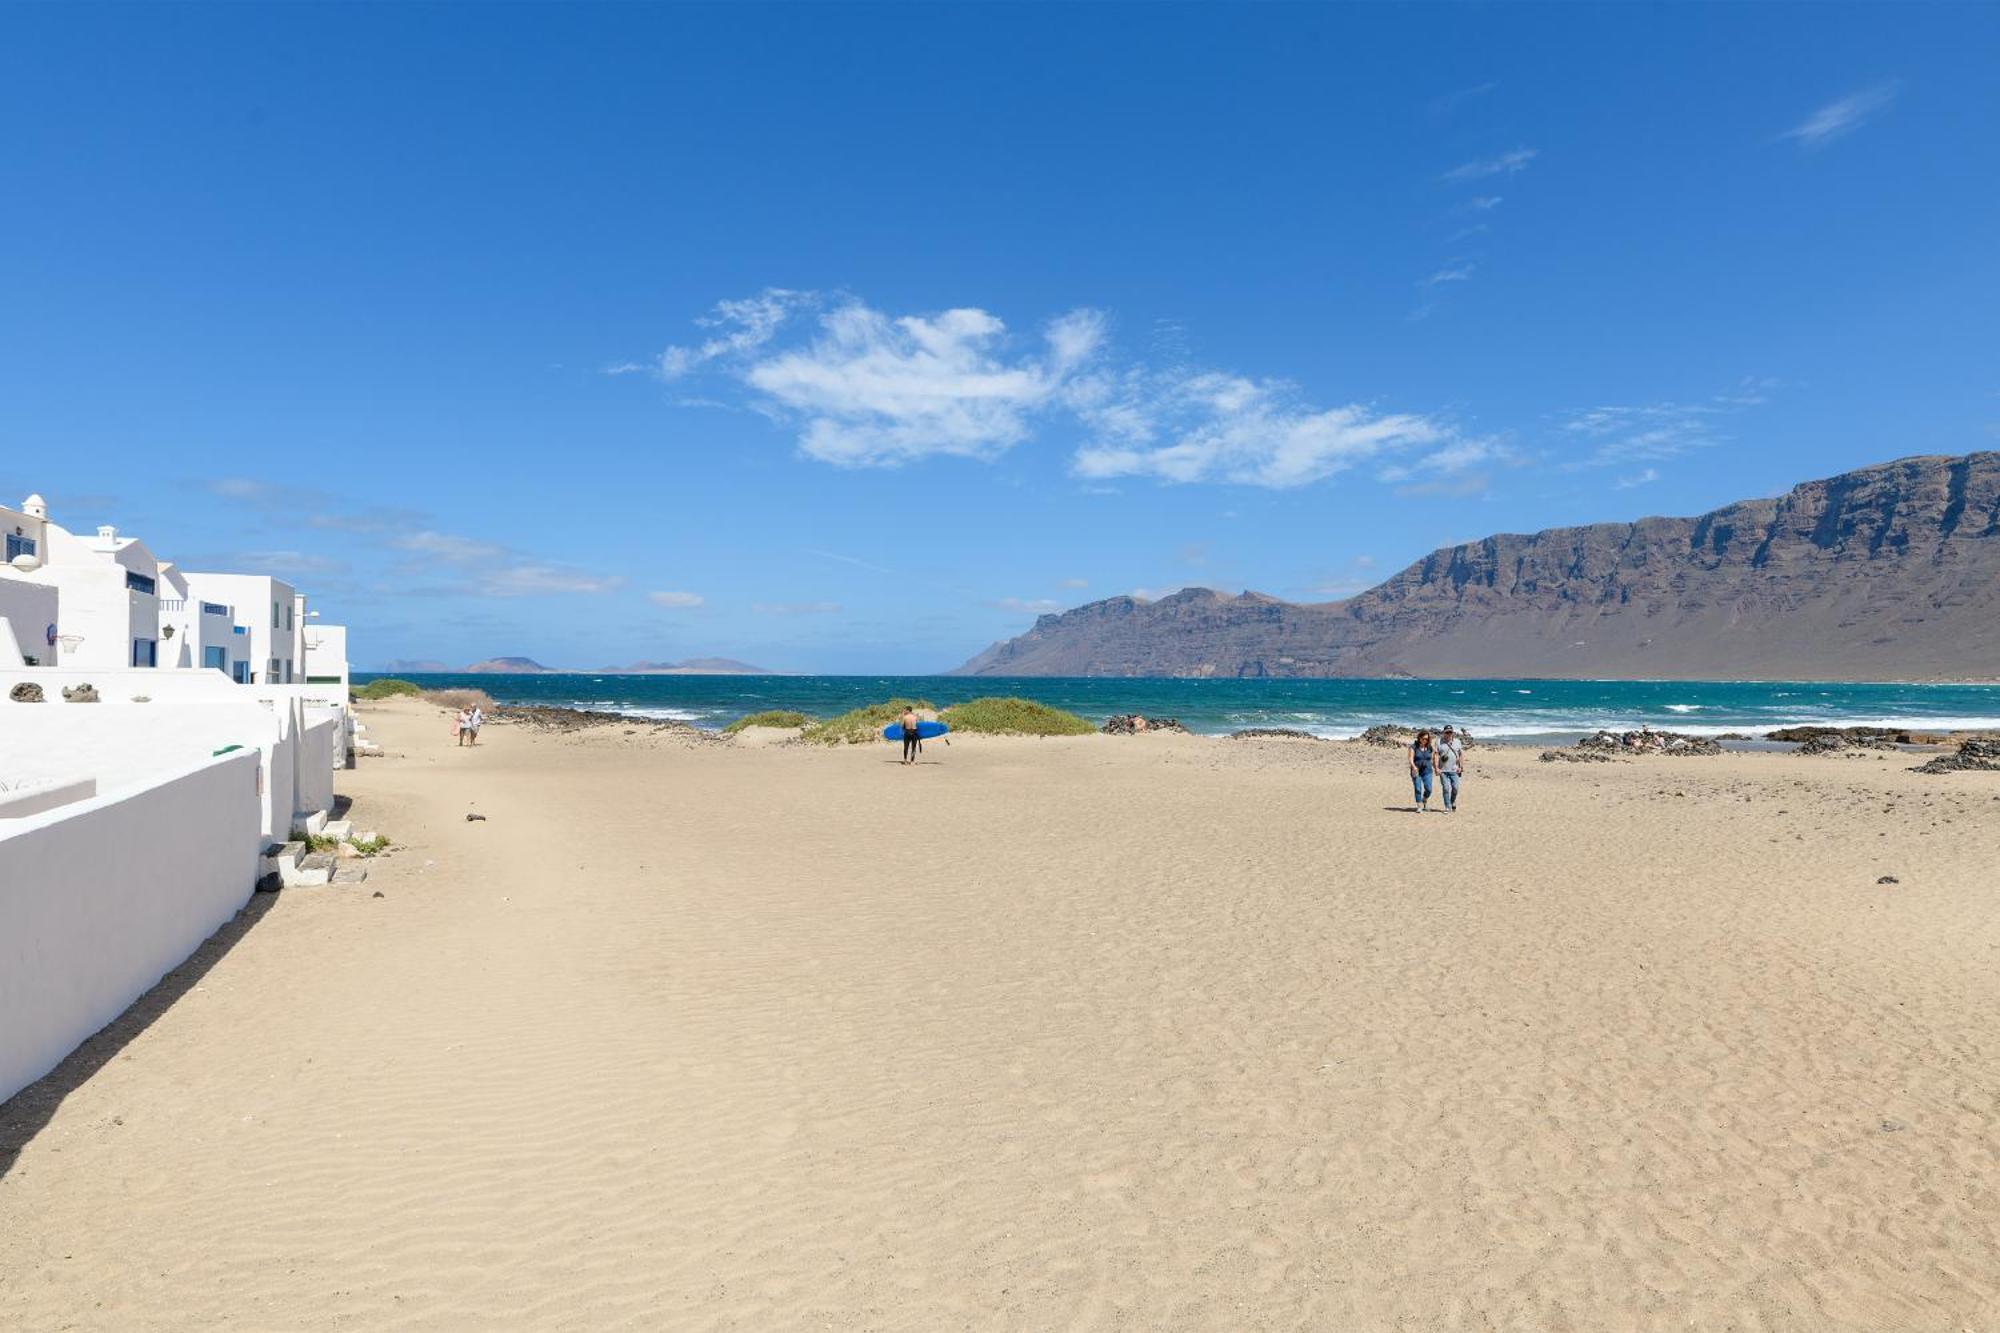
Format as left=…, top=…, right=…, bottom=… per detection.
left=1408, top=729, right=1436, bottom=812
left=899, top=706, right=921, bottom=765
left=454, top=707, right=471, bottom=747
left=1436, top=725, right=1465, bottom=812
left=467, top=704, right=484, bottom=745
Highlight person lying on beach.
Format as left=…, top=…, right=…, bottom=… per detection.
left=1436, top=725, right=1465, bottom=812
left=900, top=707, right=921, bottom=765
left=1409, top=729, right=1436, bottom=812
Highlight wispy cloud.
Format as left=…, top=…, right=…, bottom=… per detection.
left=1779, top=80, right=1901, bottom=149
left=1423, top=262, right=1476, bottom=286
left=648, top=590, right=704, bottom=608
left=1615, top=467, right=1662, bottom=489
left=1469, top=195, right=1504, bottom=211
left=754, top=600, right=842, bottom=615
left=1430, top=81, right=1498, bottom=116
left=394, top=530, right=507, bottom=563
left=1070, top=369, right=1452, bottom=489
left=987, top=596, right=1062, bottom=615
left=804, top=547, right=896, bottom=575
left=1562, top=380, right=1775, bottom=469
left=655, top=288, right=813, bottom=378
left=478, top=565, right=624, bottom=597
left=1441, top=147, right=1537, bottom=182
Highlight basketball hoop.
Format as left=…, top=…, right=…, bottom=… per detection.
left=56, top=634, right=83, bottom=656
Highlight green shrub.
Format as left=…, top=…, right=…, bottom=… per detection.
left=722, top=709, right=812, bottom=734
left=800, top=698, right=935, bottom=745
left=941, top=696, right=1096, bottom=736
left=354, top=678, right=422, bottom=700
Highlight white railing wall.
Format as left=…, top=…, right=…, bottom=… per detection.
left=0, top=749, right=262, bottom=1105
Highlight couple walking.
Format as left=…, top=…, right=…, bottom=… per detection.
left=1407, top=725, right=1465, bottom=813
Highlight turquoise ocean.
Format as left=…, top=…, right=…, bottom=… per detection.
left=354, top=674, right=2000, bottom=742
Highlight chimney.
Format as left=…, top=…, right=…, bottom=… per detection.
left=97, top=525, right=117, bottom=542
left=22, top=494, right=47, bottom=519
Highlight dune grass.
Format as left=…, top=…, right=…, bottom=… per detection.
left=941, top=696, right=1096, bottom=736
left=723, top=709, right=812, bottom=734
left=354, top=677, right=422, bottom=700
left=800, top=698, right=935, bottom=745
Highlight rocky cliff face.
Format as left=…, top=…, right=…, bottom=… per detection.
left=955, top=453, right=2000, bottom=681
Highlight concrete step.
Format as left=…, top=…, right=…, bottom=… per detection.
left=260, top=841, right=306, bottom=878
left=321, top=819, right=353, bottom=841
left=292, top=810, right=329, bottom=837
left=330, top=866, right=369, bottom=885
left=282, top=851, right=335, bottom=888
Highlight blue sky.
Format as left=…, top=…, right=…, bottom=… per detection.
left=3, top=3, right=1995, bottom=673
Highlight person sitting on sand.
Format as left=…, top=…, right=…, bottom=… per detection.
left=1436, top=725, right=1465, bottom=812
left=900, top=706, right=921, bottom=765
left=1408, top=729, right=1436, bottom=812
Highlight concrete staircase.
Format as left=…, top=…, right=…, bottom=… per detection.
left=258, top=835, right=372, bottom=891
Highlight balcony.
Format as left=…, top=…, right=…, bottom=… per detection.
left=159, top=598, right=187, bottom=612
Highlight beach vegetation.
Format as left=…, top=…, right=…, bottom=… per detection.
left=723, top=709, right=812, bottom=733
left=353, top=678, right=422, bottom=700
left=940, top=696, right=1096, bottom=736
left=800, top=698, right=935, bottom=745
left=422, top=688, right=496, bottom=712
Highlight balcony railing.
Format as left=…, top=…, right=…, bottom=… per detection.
left=159, top=598, right=187, bottom=612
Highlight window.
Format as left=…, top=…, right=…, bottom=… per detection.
left=232, top=625, right=248, bottom=635
left=284, top=604, right=293, bottom=630
left=4, top=533, right=34, bottom=561
left=202, top=647, right=227, bottom=670
left=126, top=570, right=157, bottom=595
left=201, top=601, right=230, bottom=617
left=232, top=662, right=250, bottom=684
left=268, top=657, right=281, bottom=680
left=271, top=601, right=280, bottom=628
left=132, top=638, right=157, bottom=667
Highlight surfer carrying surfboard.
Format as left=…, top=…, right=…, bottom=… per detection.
left=899, top=707, right=921, bottom=765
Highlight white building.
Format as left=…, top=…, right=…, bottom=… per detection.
left=157, top=563, right=244, bottom=677
left=302, top=621, right=350, bottom=689
left=7, top=496, right=166, bottom=672
left=1, top=498, right=58, bottom=667
left=182, top=572, right=299, bottom=684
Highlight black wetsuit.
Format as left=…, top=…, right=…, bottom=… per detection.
left=902, top=722, right=920, bottom=762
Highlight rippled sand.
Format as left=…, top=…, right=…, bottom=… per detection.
left=4, top=699, right=1997, bottom=1330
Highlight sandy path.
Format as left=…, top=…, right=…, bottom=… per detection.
left=4, top=699, right=1998, bottom=1330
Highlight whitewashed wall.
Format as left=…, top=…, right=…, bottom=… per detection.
left=0, top=696, right=301, bottom=841
left=293, top=711, right=340, bottom=822
left=0, top=576, right=59, bottom=668
left=0, top=748, right=262, bottom=1105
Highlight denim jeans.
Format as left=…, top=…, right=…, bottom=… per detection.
left=1439, top=771, right=1459, bottom=810
left=1411, top=768, right=1433, bottom=804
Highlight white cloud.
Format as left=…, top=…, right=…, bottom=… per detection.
left=648, top=590, right=704, bottom=608
left=1615, top=468, right=1662, bottom=489
left=1779, top=81, right=1901, bottom=149
left=1376, top=437, right=1511, bottom=483
left=658, top=288, right=812, bottom=378
left=1441, top=147, right=1537, bottom=182
left=754, top=600, right=842, bottom=615
left=745, top=303, right=1106, bottom=466
left=988, top=596, right=1062, bottom=614
left=394, top=530, right=508, bottom=563
left=1072, top=370, right=1451, bottom=489
left=1424, top=262, right=1476, bottom=286
left=1469, top=195, right=1504, bottom=211
left=479, top=565, right=623, bottom=596
left=1561, top=382, right=1772, bottom=468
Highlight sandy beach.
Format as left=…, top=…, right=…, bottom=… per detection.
left=4, top=697, right=1998, bottom=1331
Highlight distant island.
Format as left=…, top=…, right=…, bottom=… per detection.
left=957, top=451, right=2000, bottom=682
left=441, top=656, right=774, bottom=675
left=597, top=657, right=771, bottom=675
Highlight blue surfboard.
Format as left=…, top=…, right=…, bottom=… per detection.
left=882, top=720, right=950, bottom=740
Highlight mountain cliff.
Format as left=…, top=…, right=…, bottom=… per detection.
left=955, top=453, right=2000, bottom=681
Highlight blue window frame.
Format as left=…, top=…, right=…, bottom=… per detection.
left=201, top=601, right=230, bottom=617
left=131, top=638, right=157, bottom=667
left=126, top=570, right=156, bottom=595
left=4, top=533, right=35, bottom=561
left=202, top=647, right=227, bottom=670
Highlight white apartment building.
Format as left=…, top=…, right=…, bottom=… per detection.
left=182, top=572, right=299, bottom=684
left=7, top=496, right=166, bottom=672
left=302, top=621, right=349, bottom=689
left=157, top=563, right=246, bottom=678
left=1, top=498, right=58, bottom=666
